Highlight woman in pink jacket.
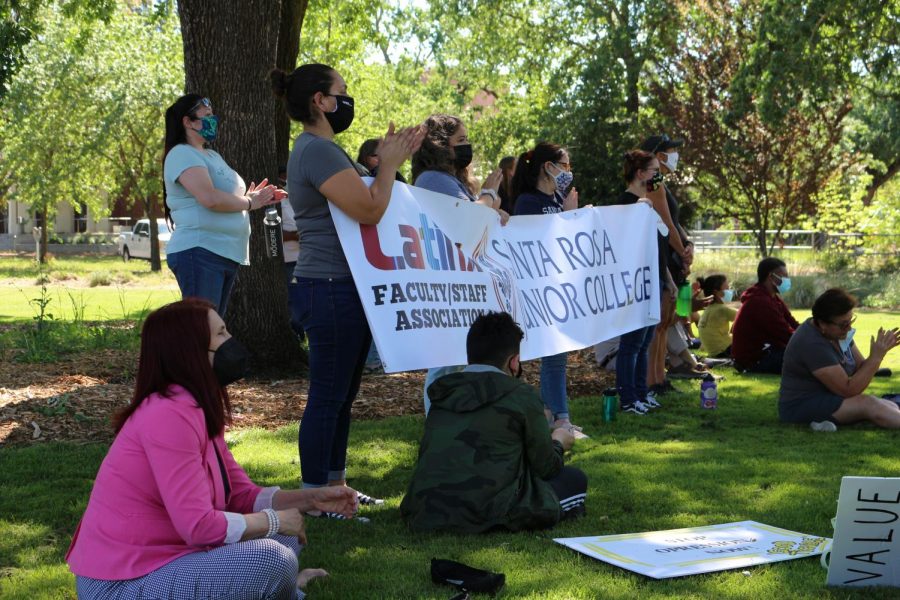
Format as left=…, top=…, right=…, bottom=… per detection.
left=66, top=298, right=358, bottom=599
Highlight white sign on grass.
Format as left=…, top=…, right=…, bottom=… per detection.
left=555, top=521, right=829, bottom=579
left=329, top=180, right=660, bottom=373
left=826, top=476, right=900, bottom=587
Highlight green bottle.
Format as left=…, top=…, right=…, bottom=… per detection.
left=676, top=283, right=692, bottom=317
left=602, top=388, right=618, bottom=422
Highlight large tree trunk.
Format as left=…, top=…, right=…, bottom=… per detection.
left=178, top=0, right=307, bottom=372
left=146, top=196, right=161, bottom=272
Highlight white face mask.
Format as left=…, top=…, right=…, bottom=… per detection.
left=839, top=328, right=856, bottom=354
left=662, top=151, right=679, bottom=172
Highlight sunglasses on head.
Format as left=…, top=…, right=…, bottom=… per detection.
left=189, top=97, right=212, bottom=114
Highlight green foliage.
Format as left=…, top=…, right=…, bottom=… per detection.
left=0, top=0, right=116, bottom=97
left=0, top=3, right=182, bottom=223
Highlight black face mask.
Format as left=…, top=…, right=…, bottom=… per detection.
left=209, top=337, right=250, bottom=387
left=325, top=94, right=354, bottom=134
left=453, top=143, right=473, bottom=169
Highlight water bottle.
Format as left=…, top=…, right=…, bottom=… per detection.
left=700, top=373, right=718, bottom=409
left=602, top=387, right=618, bottom=422
left=263, top=207, right=283, bottom=260
left=676, top=283, right=692, bottom=317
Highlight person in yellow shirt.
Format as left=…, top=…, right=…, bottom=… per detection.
left=697, top=274, right=738, bottom=358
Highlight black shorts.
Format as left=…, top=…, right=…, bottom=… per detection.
left=779, top=393, right=844, bottom=424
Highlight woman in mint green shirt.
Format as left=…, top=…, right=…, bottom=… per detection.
left=162, top=94, right=284, bottom=315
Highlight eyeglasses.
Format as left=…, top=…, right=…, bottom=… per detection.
left=189, top=97, right=212, bottom=115
left=556, top=161, right=571, bottom=172
left=827, top=315, right=856, bottom=330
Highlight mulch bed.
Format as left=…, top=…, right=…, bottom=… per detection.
left=0, top=347, right=615, bottom=447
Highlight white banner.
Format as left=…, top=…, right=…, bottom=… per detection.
left=330, top=180, right=660, bottom=373
left=555, top=521, right=829, bottom=579
left=826, top=476, right=900, bottom=587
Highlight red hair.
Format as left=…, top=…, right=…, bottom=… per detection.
left=113, top=298, right=231, bottom=438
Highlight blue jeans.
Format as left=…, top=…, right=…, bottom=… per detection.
left=541, top=352, right=569, bottom=420
left=290, top=277, right=371, bottom=487
left=365, top=342, right=381, bottom=368
left=167, top=247, right=239, bottom=317
left=616, top=325, right=655, bottom=407
left=743, top=346, right=785, bottom=374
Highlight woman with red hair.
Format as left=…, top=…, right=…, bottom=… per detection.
left=67, top=299, right=357, bottom=599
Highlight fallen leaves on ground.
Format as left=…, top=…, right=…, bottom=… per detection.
left=0, top=348, right=615, bottom=447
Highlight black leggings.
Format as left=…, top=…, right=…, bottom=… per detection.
left=548, top=466, right=588, bottom=514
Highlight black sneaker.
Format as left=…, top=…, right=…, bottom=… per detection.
left=307, top=510, right=371, bottom=523
left=357, top=491, right=384, bottom=505
left=621, top=402, right=648, bottom=415
left=561, top=504, right=587, bottom=521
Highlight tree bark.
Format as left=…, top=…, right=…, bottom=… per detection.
left=864, top=159, right=900, bottom=205
left=178, top=0, right=306, bottom=372
left=147, top=196, right=161, bottom=272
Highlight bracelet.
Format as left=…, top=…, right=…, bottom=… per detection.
left=246, top=196, right=252, bottom=211
left=262, top=508, right=279, bottom=538
left=479, top=188, right=498, bottom=203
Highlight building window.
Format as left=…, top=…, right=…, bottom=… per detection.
left=0, top=205, right=7, bottom=234
left=74, top=202, right=88, bottom=233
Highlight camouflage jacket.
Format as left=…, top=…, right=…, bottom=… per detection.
left=400, top=367, right=564, bottom=533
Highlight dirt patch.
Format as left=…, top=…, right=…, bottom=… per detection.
left=0, top=348, right=614, bottom=447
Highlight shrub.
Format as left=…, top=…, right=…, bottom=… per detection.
left=89, top=271, right=113, bottom=287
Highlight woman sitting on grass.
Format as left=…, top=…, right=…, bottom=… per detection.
left=779, top=288, right=900, bottom=432
left=697, top=274, right=737, bottom=359
left=66, top=299, right=357, bottom=599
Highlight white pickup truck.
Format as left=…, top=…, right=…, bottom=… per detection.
left=117, top=219, right=172, bottom=261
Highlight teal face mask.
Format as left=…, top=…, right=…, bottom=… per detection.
left=722, top=289, right=735, bottom=303
left=774, top=275, right=791, bottom=294
left=194, top=115, right=219, bottom=142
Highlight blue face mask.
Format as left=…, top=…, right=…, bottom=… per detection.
left=839, top=328, right=856, bottom=354
left=722, top=289, right=734, bottom=303
left=194, top=115, right=219, bottom=142
left=774, top=274, right=791, bottom=294
left=548, top=164, right=574, bottom=196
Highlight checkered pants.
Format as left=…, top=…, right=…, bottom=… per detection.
left=75, top=535, right=303, bottom=600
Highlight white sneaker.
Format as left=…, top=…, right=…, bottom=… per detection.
left=634, top=399, right=653, bottom=412
left=810, top=421, right=837, bottom=432
left=622, top=402, right=648, bottom=415
left=644, top=395, right=661, bottom=408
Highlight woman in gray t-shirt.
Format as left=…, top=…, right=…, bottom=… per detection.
left=270, top=63, right=424, bottom=506
left=779, top=288, right=900, bottom=431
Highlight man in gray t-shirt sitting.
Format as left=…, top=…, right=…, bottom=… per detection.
left=779, top=288, right=900, bottom=432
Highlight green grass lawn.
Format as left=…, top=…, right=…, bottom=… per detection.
left=0, top=254, right=178, bottom=322
left=1, top=313, right=898, bottom=598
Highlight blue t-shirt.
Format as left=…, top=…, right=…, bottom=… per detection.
left=414, top=170, right=477, bottom=202
left=513, top=190, right=563, bottom=216
left=163, top=145, right=249, bottom=265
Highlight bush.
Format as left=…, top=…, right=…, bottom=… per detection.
left=89, top=271, right=113, bottom=287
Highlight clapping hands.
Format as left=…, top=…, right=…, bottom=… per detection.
left=870, top=327, right=900, bottom=360
left=247, top=178, right=286, bottom=209
left=378, top=122, right=425, bottom=171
